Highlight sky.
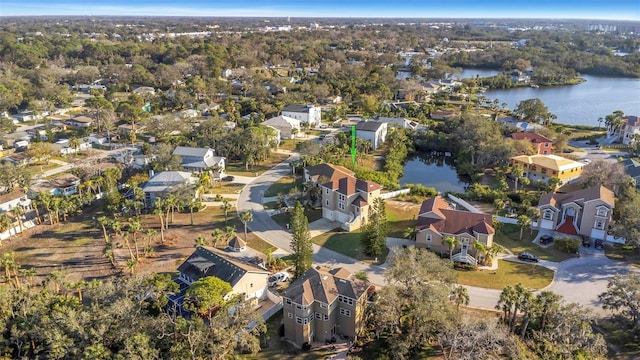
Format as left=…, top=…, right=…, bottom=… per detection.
left=1, top=0, right=639, bottom=20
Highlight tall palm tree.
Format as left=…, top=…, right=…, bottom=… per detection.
left=517, top=215, right=531, bottom=240
left=239, top=210, right=253, bottom=241
left=128, top=217, right=142, bottom=260
left=12, top=206, right=25, bottom=235
left=473, top=240, right=488, bottom=265
left=224, top=225, right=236, bottom=245
left=220, top=200, right=232, bottom=224
left=96, top=216, right=111, bottom=243
left=443, top=236, right=459, bottom=259
left=211, top=229, right=224, bottom=248
left=153, top=198, right=166, bottom=243
left=450, top=286, right=470, bottom=312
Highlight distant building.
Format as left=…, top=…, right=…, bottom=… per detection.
left=142, top=171, right=198, bottom=208
left=262, top=115, right=301, bottom=139
left=511, top=132, right=553, bottom=154
left=510, top=154, right=585, bottom=187
left=172, top=146, right=225, bottom=176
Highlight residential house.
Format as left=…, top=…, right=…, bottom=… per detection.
left=142, top=171, right=198, bottom=208
left=320, top=173, right=382, bottom=231
left=0, top=190, right=32, bottom=214
left=132, top=86, right=156, bottom=96
left=87, top=133, right=109, bottom=145
left=421, top=81, right=443, bottom=94
left=53, top=139, right=90, bottom=156
left=118, top=123, right=147, bottom=136
left=304, top=163, right=354, bottom=185
left=415, top=196, right=495, bottom=265
left=621, top=115, right=640, bottom=145
left=621, top=158, right=640, bottom=188
left=2, top=152, right=31, bottom=166
left=65, top=116, right=94, bottom=128
left=430, top=109, right=460, bottom=120
left=172, top=146, right=226, bottom=176
left=282, top=104, right=321, bottom=128
left=355, top=121, right=388, bottom=150
left=29, top=174, right=81, bottom=196
left=538, top=185, right=615, bottom=240
left=511, top=132, right=554, bottom=154
left=262, top=115, right=302, bottom=139
left=509, top=154, right=585, bottom=187
left=169, top=246, right=270, bottom=314
left=281, top=266, right=372, bottom=348
left=376, top=117, right=420, bottom=131
left=497, top=116, right=542, bottom=132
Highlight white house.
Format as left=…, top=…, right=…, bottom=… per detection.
left=142, top=171, right=198, bottom=208
left=281, top=104, right=321, bottom=128
left=0, top=190, right=32, bottom=214
left=172, top=146, right=226, bottom=176
left=621, top=115, right=640, bottom=145
left=262, top=115, right=301, bottom=139
left=355, top=121, right=388, bottom=150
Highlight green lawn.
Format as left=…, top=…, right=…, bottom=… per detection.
left=208, top=182, right=245, bottom=195
left=386, top=203, right=419, bottom=238
left=277, top=139, right=300, bottom=151
left=605, top=244, right=640, bottom=267
left=311, top=230, right=388, bottom=264
left=456, top=259, right=554, bottom=290
left=264, top=175, right=303, bottom=197
left=226, top=152, right=290, bottom=176
left=271, top=208, right=323, bottom=228
left=496, top=224, right=575, bottom=262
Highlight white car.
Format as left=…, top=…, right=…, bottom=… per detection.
left=268, top=272, right=290, bottom=287
left=582, top=159, right=592, bottom=164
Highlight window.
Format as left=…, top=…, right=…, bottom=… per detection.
left=315, top=312, right=321, bottom=319
left=338, top=202, right=345, bottom=210
left=326, top=200, right=329, bottom=206
left=543, top=210, right=553, bottom=220
left=296, top=316, right=303, bottom=324
left=340, top=308, right=351, bottom=317
left=320, top=303, right=327, bottom=309
left=596, top=208, right=608, bottom=217
left=426, top=234, right=432, bottom=242
left=288, top=313, right=293, bottom=319
left=338, top=194, right=346, bottom=201
left=324, top=314, right=329, bottom=321
left=325, top=189, right=329, bottom=194
left=595, top=220, right=605, bottom=230
left=541, top=168, right=547, bottom=174
left=285, top=299, right=292, bottom=305
left=296, top=304, right=302, bottom=310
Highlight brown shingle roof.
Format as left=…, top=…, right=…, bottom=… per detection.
left=511, top=132, right=552, bottom=144
left=323, top=174, right=381, bottom=195
left=305, top=163, right=354, bottom=183
left=282, top=267, right=371, bottom=306
left=417, top=196, right=494, bottom=235
left=0, top=190, right=26, bottom=205
left=538, top=185, right=615, bottom=209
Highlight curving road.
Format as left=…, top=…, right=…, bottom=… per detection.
left=235, top=153, right=637, bottom=313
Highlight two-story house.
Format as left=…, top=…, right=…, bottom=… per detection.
left=262, top=115, right=302, bottom=139
left=320, top=174, right=382, bottom=231
left=538, top=185, right=615, bottom=240
left=511, top=132, right=553, bottom=154
left=355, top=121, right=388, bottom=150
left=142, top=171, right=198, bottom=208
left=172, top=146, right=226, bottom=176
left=510, top=154, right=585, bottom=187
left=415, top=196, right=495, bottom=265
left=281, top=104, right=321, bottom=128
left=281, top=266, right=372, bottom=348
left=169, top=246, right=270, bottom=314
left=621, top=115, right=640, bottom=145
left=303, top=163, right=354, bottom=185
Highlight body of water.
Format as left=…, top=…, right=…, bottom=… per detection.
left=459, top=68, right=500, bottom=79
left=400, top=154, right=470, bottom=193
left=484, top=74, right=640, bottom=127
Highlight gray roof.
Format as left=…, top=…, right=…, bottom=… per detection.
left=262, top=115, right=300, bottom=129
left=355, top=121, right=385, bottom=132
left=143, top=171, right=195, bottom=193
left=283, top=104, right=313, bottom=113
left=173, top=146, right=212, bottom=158
left=282, top=267, right=371, bottom=306
left=178, top=247, right=268, bottom=286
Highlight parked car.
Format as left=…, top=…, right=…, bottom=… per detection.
left=582, top=158, right=592, bottom=164
left=562, top=148, right=574, bottom=153
left=318, top=134, right=326, bottom=140
left=223, top=175, right=235, bottom=182
left=539, top=235, right=554, bottom=245
left=268, top=272, right=290, bottom=287
left=518, top=252, right=539, bottom=262
left=594, top=239, right=604, bottom=250
left=582, top=237, right=591, bottom=247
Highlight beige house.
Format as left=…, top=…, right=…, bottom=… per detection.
left=415, top=197, right=495, bottom=265
left=320, top=173, right=382, bottom=231
left=303, top=163, right=354, bottom=185
left=281, top=267, right=372, bottom=348
left=538, top=185, right=615, bottom=240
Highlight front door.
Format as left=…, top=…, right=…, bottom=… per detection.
left=461, top=238, right=469, bottom=257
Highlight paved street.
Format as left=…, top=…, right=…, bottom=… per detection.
left=569, top=139, right=627, bottom=163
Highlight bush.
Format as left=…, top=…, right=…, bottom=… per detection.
left=554, top=237, right=580, bottom=254
left=407, top=184, right=438, bottom=197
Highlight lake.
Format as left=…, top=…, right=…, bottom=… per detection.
left=484, top=74, right=640, bottom=127
left=400, top=153, right=470, bottom=193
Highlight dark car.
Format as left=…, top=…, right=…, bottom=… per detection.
left=594, top=239, right=604, bottom=250
left=223, top=175, right=235, bottom=182
left=518, top=252, right=539, bottom=263
left=318, top=134, right=326, bottom=140
left=582, top=237, right=591, bottom=247
left=539, top=235, right=554, bottom=245
left=562, top=148, right=575, bottom=153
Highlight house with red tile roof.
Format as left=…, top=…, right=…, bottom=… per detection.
left=511, top=132, right=553, bottom=154
left=320, top=173, right=382, bottom=231
left=415, top=196, right=495, bottom=265
left=537, top=185, right=614, bottom=240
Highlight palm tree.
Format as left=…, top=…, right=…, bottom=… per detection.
left=126, top=258, right=137, bottom=276
left=443, top=236, right=459, bottom=259
left=128, top=217, right=142, bottom=260
left=239, top=210, right=253, bottom=241
left=103, top=243, right=116, bottom=268
left=0, top=214, right=13, bottom=242
left=12, top=206, right=25, bottom=235
left=211, top=229, right=224, bottom=248
left=517, top=215, right=531, bottom=240
left=486, top=243, right=503, bottom=264
left=153, top=198, right=166, bottom=243
left=403, top=226, right=418, bottom=241
left=220, top=200, right=232, bottom=224
left=473, top=240, right=488, bottom=265
left=96, top=216, right=111, bottom=243
left=224, top=225, right=236, bottom=245
left=68, top=137, right=81, bottom=155
left=194, top=236, right=207, bottom=248
left=450, top=286, right=470, bottom=312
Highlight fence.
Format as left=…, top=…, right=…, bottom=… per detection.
left=494, top=216, right=518, bottom=225
left=380, top=189, right=410, bottom=199
left=0, top=219, right=37, bottom=241
left=446, top=194, right=483, bottom=214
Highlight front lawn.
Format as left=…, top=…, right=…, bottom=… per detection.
left=207, top=182, right=245, bottom=195
left=456, top=259, right=554, bottom=290
left=496, top=224, right=575, bottom=262
left=264, top=175, right=303, bottom=197
left=226, top=152, right=290, bottom=176
left=605, top=243, right=640, bottom=267
left=311, top=230, right=388, bottom=264
left=271, top=208, right=323, bottom=228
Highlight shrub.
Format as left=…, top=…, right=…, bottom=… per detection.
left=407, top=184, right=438, bottom=197
left=554, top=237, right=580, bottom=254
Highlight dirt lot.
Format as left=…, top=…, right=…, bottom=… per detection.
left=2, top=202, right=274, bottom=285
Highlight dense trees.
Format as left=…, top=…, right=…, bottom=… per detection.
left=360, top=197, right=388, bottom=257
left=289, top=201, right=312, bottom=279
left=600, top=273, right=640, bottom=334
left=514, top=98, right=557, bottom=125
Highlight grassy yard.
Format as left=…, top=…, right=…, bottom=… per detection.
left=226, top=152, right=290, bottom=176
left=271, top=208, right=323, bottom=228
left=496, top=224, right=575, bottom=262
left=264, top=175, right=303, bottom=197
left=207, top=182, right=245, bottom=195
left=605, top=244, right=640, bottom=267
left=242, top=310, right=334, bottom=360
left=277, top=139, right=300, bottom=151
left=456, top=259, right=554, bottom=290
left=386, top=202, right=419, bottom=238
left=311, top=230, right=388, bottom=264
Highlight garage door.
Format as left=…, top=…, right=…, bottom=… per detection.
left=539, top=219, right=554, bottom=230
left=590, top=228, right=606, bottom=240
